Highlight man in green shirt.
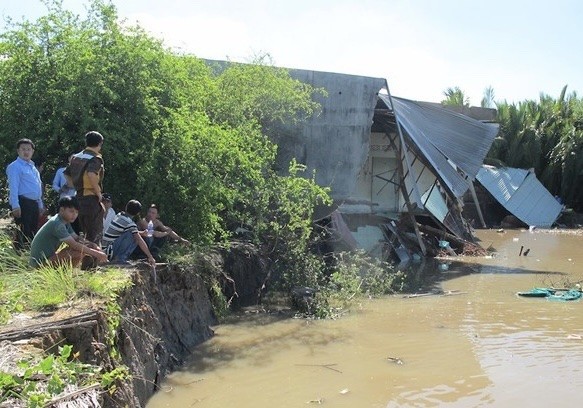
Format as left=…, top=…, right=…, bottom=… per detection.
left=30, top=196, right=108, bottom=268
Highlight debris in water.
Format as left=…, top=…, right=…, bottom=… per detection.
left=306, top=397, right=324, bottom=404
left=339, top=388, right=350, bottom=395
left=296, top=363, right=342, bottom=373
left=386, top=356, right=404, bottom=365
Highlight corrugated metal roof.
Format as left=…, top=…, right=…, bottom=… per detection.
left=379, top=95, right=499, bottom=198
left=476, top=167, right=562, bottom=227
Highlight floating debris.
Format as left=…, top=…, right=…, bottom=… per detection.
left=306, top=397, right=324, bottom=404
left=339, top=388, right=350, bottom=395
left=517, top=288, right=582, bottom=301
left=386, top=356, right=404, bottom=365
left=296, top=363, right=342, bottom=373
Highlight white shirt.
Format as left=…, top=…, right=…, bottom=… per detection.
left=103, top=208, right=116, bottom=235
left=52, top=166, right=77, bottom=198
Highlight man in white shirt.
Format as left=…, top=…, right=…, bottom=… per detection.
left=102, top=193, right=116, bottom=234
left=52, top=154, right=76, bottom=199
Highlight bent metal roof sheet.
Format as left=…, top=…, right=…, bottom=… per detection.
left=379, top=95, right=499, bottom=198
left=476, top=166, right=562, bottom=227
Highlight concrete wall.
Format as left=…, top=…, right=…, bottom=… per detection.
left=270, top=69, right=385, bottom=202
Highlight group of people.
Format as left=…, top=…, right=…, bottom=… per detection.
left=5, top=132, right=189, bottom=269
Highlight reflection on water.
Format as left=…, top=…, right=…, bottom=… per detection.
left=147, top=230, right=583, bottom=408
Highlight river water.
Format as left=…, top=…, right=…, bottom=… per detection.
left=147, top=229, right=583, bottom=408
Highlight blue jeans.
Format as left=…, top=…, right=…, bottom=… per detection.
left=111, top=231, right=137, bottom=262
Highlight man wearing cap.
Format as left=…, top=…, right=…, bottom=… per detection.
left=64, top=131, right=105, bottom=244
left=102, top=193, right=116, bottom=234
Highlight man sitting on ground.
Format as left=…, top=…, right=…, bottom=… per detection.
left=29, top=196, right=108, bottom=268
left=133, top=204, right=189, bottom=259
left=102, top=193, right=116, bottom=234
left=102, top=199, right=156, bottom=266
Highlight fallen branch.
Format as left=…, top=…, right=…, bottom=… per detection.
left=403, top=290, right=465, bottom=299
left=43, top=383, right=101, bottom=407
left=402, top=292, right=436, bottom=298
left=441, top=290, right=467, bottom=297
left=0, top=311, right=99, bottom=342
left=295, top=363, right=342, bottom=373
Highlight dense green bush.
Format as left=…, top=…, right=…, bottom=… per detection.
left=0, top=0, right=322, bottom=241
left=0, top=1, right=342, bottom=295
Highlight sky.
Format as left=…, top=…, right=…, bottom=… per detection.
left=2, top=0, right=582, bottom=106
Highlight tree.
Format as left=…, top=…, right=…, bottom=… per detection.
left=487, top=86, right=583, bottom=211
left=441, top=86, right=470, bottom=107
left=481, top=86, right=496, bottom=108
left=0, top=0, right=330, bottom=244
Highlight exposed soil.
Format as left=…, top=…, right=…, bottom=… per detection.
left=0, top=241, right=269, bottom=407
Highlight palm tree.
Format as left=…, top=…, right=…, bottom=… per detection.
left=481, top=86, right=496, bottom=108
left=489, top=86, right=583, bottom=211
left=441, top=86, right=470, bottom=107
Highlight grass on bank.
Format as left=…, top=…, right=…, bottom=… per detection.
left=0, top=227, right=133, bottom=407
left=0, top=229, right=132, bottom=325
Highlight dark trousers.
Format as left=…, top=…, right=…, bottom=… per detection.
left=78, top=195, right=104, bottom=245
left=132, top=236, right=166, bottom=260
left=14, top=196, right=40, bottom=250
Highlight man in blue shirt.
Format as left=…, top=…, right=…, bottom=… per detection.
left=6, top=138, right=44, bottom=248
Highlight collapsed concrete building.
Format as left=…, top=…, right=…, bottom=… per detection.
left=207, top=60, right=502, bottom=261
left=268, top=68, right=499, bottom=261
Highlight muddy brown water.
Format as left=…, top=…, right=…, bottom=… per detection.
left=147, top=230, right=583, bottom=407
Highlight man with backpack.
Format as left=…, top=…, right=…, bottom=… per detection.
left=64, top=131, right=105, bottom=244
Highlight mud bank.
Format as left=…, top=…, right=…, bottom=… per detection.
left=0, top=242, right=268, bottom=407
left=0, top=263, right=216, bottom=407
left=114, top=263, right=217, bottom=406
left=121, top=242, right=267, bottom=405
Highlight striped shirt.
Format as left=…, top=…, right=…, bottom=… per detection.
left=102, top=212, right=138, bottom=249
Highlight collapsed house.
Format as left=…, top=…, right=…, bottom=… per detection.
left=206, top=60, right=500, bottom=260
left=267, top=68, right=500, bottom=261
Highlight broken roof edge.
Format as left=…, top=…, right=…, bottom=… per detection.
left=382, top=95, right=499, bottom=193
